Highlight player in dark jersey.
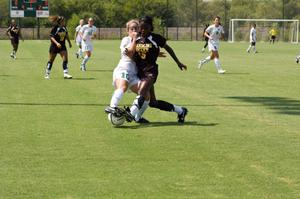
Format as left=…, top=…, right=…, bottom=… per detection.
left=44, top=16, right=72, bottom=79
left=6, top=19, right=23, bottom=59
left=201, top=24, right=209, bottom=53
left=127, top=16, right=188, bottom=123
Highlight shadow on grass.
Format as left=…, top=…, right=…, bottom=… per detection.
left=72, top=77, right=96, bottom=80
left=88, top=69, right=113, bottom=72
left=117, top=121, right=218, bottom=129
left=226, top=96, right=300, bottom=115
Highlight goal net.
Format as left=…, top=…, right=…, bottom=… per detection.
left=228, top=19, right=299, bottom=43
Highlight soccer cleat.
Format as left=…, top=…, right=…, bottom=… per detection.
left=80, top=64, right=86, bottom=71
left=296, top=57, right=299, bottom=64
left=75, top=52, right=79, bottom=59
left=10, top=53, right=15, bottom=59
left=63, top=73, right=72, bottom=79
left=44, top=74, right=50, bottom=79
left=198, top=60, right=204, bottom=69
left=105, top=106, right=118, bottom=114
left=178, top=107, right=188, bottom=123
left=218, top=69, right=226, bottom=74
left=136, top=117, right=150, bottom=124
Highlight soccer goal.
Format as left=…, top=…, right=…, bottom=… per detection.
left=228, top=19, right=299, bottom=43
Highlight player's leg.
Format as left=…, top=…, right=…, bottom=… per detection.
left=148, top=86, right=188, bottom=123
left=45, top=52, right=57, bottom=79
left=198, top=42, right=214, bottom=69
left=60, top=50, right=72, bottom=79
left=246, top=42, right=252, bottom=53
left=81, top=50, right=91, bottom=71
left=212, top=51, right=225, bottom=74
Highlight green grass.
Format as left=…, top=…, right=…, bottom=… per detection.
left=0, top=40, right=300, bottom=199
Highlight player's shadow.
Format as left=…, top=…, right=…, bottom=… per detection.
left=119, top=121, right=218, bottom=129
left=72, top=77, right=96, bottom=80
left=88, top=69, right=113, bottom=72
left=226, top=96, right=300, bottom=115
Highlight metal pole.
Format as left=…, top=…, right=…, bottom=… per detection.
left=224, top=0, right=227, bottom=40
left=37, top=17, right=40, bottom=39
left=282, top=0, right=285, bottom=41
left=166, top=0, right=169, bottom=39
left=196, top=0, right=198, bottom=41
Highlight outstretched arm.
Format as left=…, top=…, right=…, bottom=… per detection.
left=163, top=44, right=187, bottom=71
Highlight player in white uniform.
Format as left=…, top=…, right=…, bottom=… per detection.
left=74, top=19, right=84, bottom=59
left=246, top=24, right=257, bottom=53
left=105, top=19, right=149, bottom=120
left=198, top=16, right=226, bottom=74
left=79, top=18, right=97, bottom=71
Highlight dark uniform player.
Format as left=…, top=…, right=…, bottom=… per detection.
left=45, top=16, right=72, bottom=79
left=128, top=16, right=188, bottom=123
left=201, top=24, right=209, bottom=53
left=6, top=19, right=23, bottom=59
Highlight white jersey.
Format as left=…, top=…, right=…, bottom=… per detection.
left=206, top=24, right=225, bottom=44
left=116, top=36, right=137, bottom=74
left=75, top=24, right=83, bottom=44
left=250, top=27, right=256, bottom=42
left=80, top=24, right=97, bottom=45
left=113, top=36, right=139, bottom=88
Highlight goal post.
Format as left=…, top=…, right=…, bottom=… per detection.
left=228, top=19, right=299, bottom=44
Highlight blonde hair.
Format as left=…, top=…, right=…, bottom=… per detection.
left=126, top=19, right=139, bottom=32
left=49, top=16, right=64, bottom=24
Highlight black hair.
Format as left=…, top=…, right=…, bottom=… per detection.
left=140, top=16, right=154, bottom=31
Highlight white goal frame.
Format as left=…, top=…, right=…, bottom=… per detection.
left=229, top=19, right=299, bottom=43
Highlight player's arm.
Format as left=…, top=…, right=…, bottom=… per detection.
left=74, top=30, right=78, bottom=42
left=66, top=32, right=72, bottom=48
left=204, top=31, right=212, bottom=40
left=50, top=36, right=61, bottom=48
left=163, top=43, right=187, bottom=71
left=124, top=32, right=138, bottom=58
left=6, top=27, right=12, bottom=38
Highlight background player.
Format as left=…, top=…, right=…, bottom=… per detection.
left=79, top=18, right=97, bottom=71
left=198, top=16, right=226, bottom=74
left=246, top=23, right=257, bottom=53
left=201, top=24, right=209, bottom=53
left=6, top=19, right=23, bottom=59
left=44, top=16, right=72, bottom=79
left=74, top=19, right=84, bottom=59
left=269, top=27, right=277, bottom=44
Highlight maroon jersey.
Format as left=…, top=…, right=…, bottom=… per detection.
left=134, top=33, right=166, bottom=71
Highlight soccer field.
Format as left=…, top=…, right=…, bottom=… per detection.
left=0, top=40, right=300, bottom=199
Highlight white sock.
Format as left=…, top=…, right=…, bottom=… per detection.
left=63, top=69, right=68, bottom=74
left=135, top=100, right=149, bottom=121
left=253, top=46, right=256, bottom=53
left=202, top=56, right=211, bottom=64
left=81, top=55, right=90, bottom=66
left=214, top=58, right=222, bottom=71
left=247, top=45, right=252, bottom=52
left=110, top=89, right=124, bottom=107
left=173, top=105, right=183, bottom=114
left=130, top=96, right=142, bottom=118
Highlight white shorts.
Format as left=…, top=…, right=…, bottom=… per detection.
left=208, top=41, right=219, bottom=52
left=113, top=68, right=139, bottom=89
left=82, top=42, right=93, bottom=52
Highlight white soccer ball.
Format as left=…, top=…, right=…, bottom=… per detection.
left=107, top=113, right=125, bottom=126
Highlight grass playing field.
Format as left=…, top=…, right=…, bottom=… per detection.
left=0, top=40, right=300, bottom=199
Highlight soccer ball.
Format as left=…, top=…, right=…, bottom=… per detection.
left=107, top=113, right=125, bottom=126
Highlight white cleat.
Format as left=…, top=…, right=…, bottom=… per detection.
left=218, top=69, right=226, bottom=74
left=198, top=60, right=204, bottom=69
left=201, top=48, right=205, bottom=53
left=44, top=74, right=50, bottom=79
left=63, top=73, right=72, bottom=79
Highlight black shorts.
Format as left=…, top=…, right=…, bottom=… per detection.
left=271, top=35, right=276, bottom=40
left=10, top=38, right=19, bottom=45
left=251, top=42, right=256, bottom=46
left=138, top=65, right=159, bottom=83
left=49, top=44, right=67, bottom=54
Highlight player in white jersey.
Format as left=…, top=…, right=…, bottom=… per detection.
left=79, top=18, right=97, bottom=71
left=105, top=20, right=149, bottom=117
left=246, top=24, right=257, bottom=53
left=74, top=19, right=84, bottom=59
left=198, top=16, right=226, bottom=74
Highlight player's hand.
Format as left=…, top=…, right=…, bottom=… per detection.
left=158, top=51, right=167, bottom=57
left=69, top=43, right=72, bottom=48
left=131, top=32, right=138, bottom=40
left=177, top=62, right=187, bottom=71
left=56, top=43, right=61, bottom=48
